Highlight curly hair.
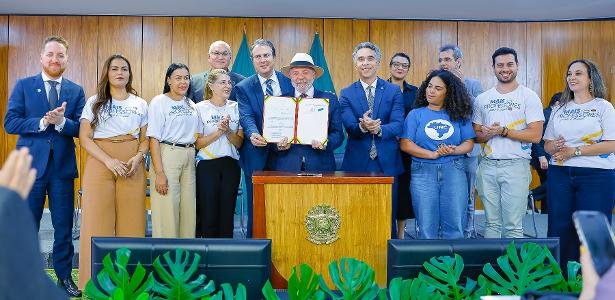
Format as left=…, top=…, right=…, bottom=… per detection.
left=415, top=70, right=473, bottom=121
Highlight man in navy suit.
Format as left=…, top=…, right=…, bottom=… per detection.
left=4, top=36, right=85, bottom=297
left=271, top=53, right=344, bottom=172
left=234, top=39, right=293, bottom=237
left=339, top=42, right=404, bottom=238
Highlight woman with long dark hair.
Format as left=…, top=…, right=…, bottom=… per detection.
left=400, top=69, right=475, bottom=239
left=544, top=59, right=615, bottom=266
left=194, top=69, right=243, bottom=238
left=147, top=63, right=202, bottom=238
left=78, top=54, right=148, bottom=288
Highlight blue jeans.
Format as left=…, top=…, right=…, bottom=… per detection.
left=464, top=155, right=479, bottom=238
left=547, top=165, right=615, bottom=266
left=477, top=158, right=531, bottom=238
left=411, top=158, right=468, bottom=239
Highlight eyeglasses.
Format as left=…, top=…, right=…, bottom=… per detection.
left=391, top=62, right=410, bottom=70
left=210, top=51, right=230, bottom=57
left=214, top=80, right=233, bottom=86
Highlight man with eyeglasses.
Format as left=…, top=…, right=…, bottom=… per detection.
left=438, top=44, right=484, bottom=238
left=234, top=39, right=293, bottom=237
left=339, top=42, right=404, bottom=238
left=188, top=40, right=245, bottom=103
left=387, top=52, right=418, bottom=239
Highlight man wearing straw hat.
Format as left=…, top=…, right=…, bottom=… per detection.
left=270, top=53, right=344, bottom=172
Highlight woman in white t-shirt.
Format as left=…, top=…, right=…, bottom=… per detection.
left=78, top=54, right=149, bottom=288
left=146, top=63, right=202, bottom=238
left=544, top=59, right=615, bottom=267
left=194, top=69, right=243, bottom=238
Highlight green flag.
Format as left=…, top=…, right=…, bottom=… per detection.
left=231, top=32, right=256, bottom=77
left=309, top=32, right=336, bottom=95
left=308, top=32, right=345, bottom=159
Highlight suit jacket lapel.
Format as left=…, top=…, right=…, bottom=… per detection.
left=250, top=76, right=265, bottom=115
left=373, top=78, right=384, bottom=118
left=34, top=74, right=51, bottom=111
left=58, top=80, right=71, bottom=107
left=354, top=81, right=369, bottom=115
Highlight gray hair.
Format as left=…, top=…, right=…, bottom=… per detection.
left=208, top=40, right=231, bottom=54
left=352, top=42, right=381, bottom=63
left=250, top=39, right=276, bottom=58
left=439, top=44, right=463, bottom=60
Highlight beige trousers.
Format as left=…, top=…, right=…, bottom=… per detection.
left=150, top=143, right=196, bottom=238
left=78, top=137, right=146, bottom=289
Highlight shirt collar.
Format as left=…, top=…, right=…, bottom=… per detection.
left=258, top=72, right=279, bottom=86
left=294, top=86, right=315, bottom=98
left=41, top=72, right=63, bottom=84
left=360, top=78, right=378, bottom=90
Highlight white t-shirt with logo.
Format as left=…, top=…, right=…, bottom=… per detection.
left=80, top=94, right=148, bottom=138
left=146, top=94, right=201, bottom=144
left=543, top=98, right=615, bottom=169
left=195, top=100, right=242, bottom=161
left=473, top=85, right=544, bottom=159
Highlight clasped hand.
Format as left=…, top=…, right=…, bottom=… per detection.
left=481, top=122, right=505, bottom=139
left=551, top=136, right=573, bottom=163
left=359, top=110, right=381, bottom=135
left=43, top=102, right=67, bottom=126
left=433, top=144, right=456, bottom=159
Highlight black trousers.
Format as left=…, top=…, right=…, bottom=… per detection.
left=196, top=156, right=241, bottom=238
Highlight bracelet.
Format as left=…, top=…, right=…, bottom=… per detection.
left=500, top=127, right=509, bottom=137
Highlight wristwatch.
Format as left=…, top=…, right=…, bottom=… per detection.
left=574, top=146, right=582, bottom=156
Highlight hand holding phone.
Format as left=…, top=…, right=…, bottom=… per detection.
left=573, top=211, right=615, bottom=276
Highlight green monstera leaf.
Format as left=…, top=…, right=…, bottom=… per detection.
left=287, top=264, right=326, bottom=300
left=384, top=277, right=445, bottom=300
left=480, top=242, right=564, bottom=295
left=84, top=248, right=153, bottom=300
left=152, top=249, right=216, bottom=299
left=207, top=283, right=247, bottom=300
left=319, top=257, right=381, bottom=300
left=417, top=254, right=480, bottom=299
left=261, top=281, right=280, bottom=300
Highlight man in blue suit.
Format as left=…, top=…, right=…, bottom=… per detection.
left=4, top=36, right=85, bottom=297
left=234, top=39, right=293, bottom=237
left=339, top=42, right=404, bottom=238
left=271, top=53, right=344, bottom=172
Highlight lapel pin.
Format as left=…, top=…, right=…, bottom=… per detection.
left=37, top=88, right=42, bottom=93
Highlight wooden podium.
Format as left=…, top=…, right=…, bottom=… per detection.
left=252, top=171, right=393, bottom=288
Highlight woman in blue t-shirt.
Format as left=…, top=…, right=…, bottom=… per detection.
left=400, top=70, right=475, bottom=239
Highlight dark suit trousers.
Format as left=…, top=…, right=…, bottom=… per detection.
left=28, top=151, right=75, bottom=279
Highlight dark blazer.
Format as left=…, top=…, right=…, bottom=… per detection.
left=188, top=70, right=245, bottom=103
left=0, top=187, right=67, bottom=300
left=339, top=78, right=404, bottom=176
left=4, top=74, right=85, bottom=179
left=234, top=71, right=293, bottom=173
left=270, top=89, right=344, bottom=172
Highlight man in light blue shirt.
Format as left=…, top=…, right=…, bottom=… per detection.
left=438, top=44, right=484, bottom=238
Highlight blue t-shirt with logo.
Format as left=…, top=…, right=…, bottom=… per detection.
left=401, top=107, right=476, bottom=163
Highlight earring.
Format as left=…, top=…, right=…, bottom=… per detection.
left=589, top=82, right=594, bottom=95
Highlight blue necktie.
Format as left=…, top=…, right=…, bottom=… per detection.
left=265, top=79, right=274, bottom=96
left=367, top=86, right=377, bottom=160
left=48, top=80, right=59, bottom=109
